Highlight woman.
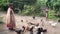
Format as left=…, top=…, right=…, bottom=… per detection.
left=6, top=3, right=16, bottom=30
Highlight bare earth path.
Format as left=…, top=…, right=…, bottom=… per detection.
left=0, top=12, right=60, bottom=34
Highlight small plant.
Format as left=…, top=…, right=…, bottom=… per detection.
left=0, top=16, right=3, bottom=24
left=48, top=10, right=56, bottom=19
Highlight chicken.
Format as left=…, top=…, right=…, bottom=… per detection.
left=13, top=28, right=24, bottom=34
left=29, top=26, right=34, bottom=34
left=49, top=21, right=53, bottom=24
left=33, top=16, right=35, bottom=19
left=37, top=27, right=47, bottom=34
left=15, top=29, right=22, bottom=34
left=21, top=20, right=23, bottom=22
left=51, top=23, right=57, bottom=27
left=49, top=21, right=57, bottom=27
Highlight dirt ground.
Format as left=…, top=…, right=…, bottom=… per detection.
left=0, top=12, right=60, bottom=34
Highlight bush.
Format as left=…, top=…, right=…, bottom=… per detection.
left=3, top=5, right=8, bottom=11
left=48, top=10, right=56, bottom=19
left=39, top=12, right=45, bottom=17
left=0, top=4, right=8, bottom=11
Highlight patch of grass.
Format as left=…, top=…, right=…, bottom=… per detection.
left=0, top=16, right=3, bottom=24
left=48, top=10, right=58, bottom=21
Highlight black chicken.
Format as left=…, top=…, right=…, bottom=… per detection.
left=37, top=27, right=47, bottom=34
left=13, top=26, right=25, bottom=34
left=29, top=26, right=34, bottom=34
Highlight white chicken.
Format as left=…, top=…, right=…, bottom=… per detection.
left=51, top=23, right=57, bottom=27
left=41, top=32, right=43, bottom=34
left=49, top=21, right=57, bottom=27
left=49, top=21, right=53, bottom=24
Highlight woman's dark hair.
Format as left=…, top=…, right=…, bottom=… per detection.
left=9, top=3, right=13, bottom=9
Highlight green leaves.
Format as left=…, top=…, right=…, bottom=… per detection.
left=48, top=10, right=56, bottom=19
left=0, top=16, right=3, bottom=24
left=0, top=0, right=9, bottom=11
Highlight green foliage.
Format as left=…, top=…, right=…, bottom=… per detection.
left=0, top=0, right=60, bottom=19
left=0, top=0, right=9, bottom=11
left=0, top=16, right=3, bottom=24
left=18, top=5, right=34, bottom=16
left=21, top=0, right=37, bottom=5
left=48, top=10, right=56, bottom=19
left=46, top=0, right=60, bottom=19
